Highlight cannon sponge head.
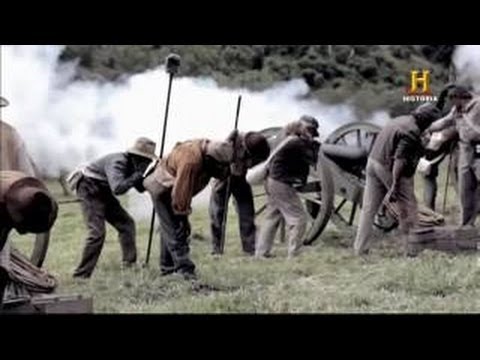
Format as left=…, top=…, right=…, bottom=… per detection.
left=166, top=53, right=181, bottom=74
left=5, top=179, right=58, bottom=234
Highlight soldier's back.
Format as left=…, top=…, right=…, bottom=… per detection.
left=369, top=115, right=418, bottom=169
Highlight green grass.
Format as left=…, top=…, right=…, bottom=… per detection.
left=9, top=166, right=480, bottom=313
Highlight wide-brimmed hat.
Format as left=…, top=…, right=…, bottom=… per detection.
left=5, top=176, right=58, bottom=234
left=0, top=96, right=9, bottom=108
left=127, top=137, right=157, bottom=160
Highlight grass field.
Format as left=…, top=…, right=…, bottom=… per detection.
left=9, top=167, right=480, bottom=313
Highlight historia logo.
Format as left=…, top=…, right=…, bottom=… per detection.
left=403, top=70, right=438, bottom=103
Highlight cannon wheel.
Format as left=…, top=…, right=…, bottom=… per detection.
left=301, top=151, right=335, bottom=245
left=324, top=122, right=382, bottom=227
left=325, top=122, right=381, bottom=159
left=254, top=127, right=335, bottom=246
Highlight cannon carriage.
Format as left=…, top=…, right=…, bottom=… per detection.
left=250, top=121, right=437, bottom=245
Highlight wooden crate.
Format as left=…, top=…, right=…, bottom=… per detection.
left=2, top=294, right=93, bottom=314
left=407, top=226, right=480, bottom=256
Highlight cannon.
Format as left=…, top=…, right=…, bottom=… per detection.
left=250, top=121, right=445, bottom=246
left=249, top=122, right=380, bottom=245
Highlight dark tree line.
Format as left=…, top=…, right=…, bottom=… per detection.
left=60, top=45, right=455, bottom=118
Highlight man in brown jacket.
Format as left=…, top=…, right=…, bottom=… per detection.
left=0, top=170, right=58, bottom=308
left=144, top=138, right=247, bottom=279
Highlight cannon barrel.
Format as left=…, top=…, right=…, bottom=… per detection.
left=321, top=143, right=369, bottom=177
left=321, top=144, right=368, bottom=162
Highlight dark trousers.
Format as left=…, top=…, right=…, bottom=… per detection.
left=74, top=177, right=137, bottom=278
left=209, top=176, right=256, bottom=254
left=151, top=190, right=196, bottom=276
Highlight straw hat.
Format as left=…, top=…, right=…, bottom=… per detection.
left=127, top=137, right=157, bottom=160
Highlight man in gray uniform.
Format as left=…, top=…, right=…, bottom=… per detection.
left=452, top=87, right=480, bottom=225
left=72, top=137, right=156, bottom=278
left=420, top=86, right=480, bottom=225
left=354, top=104, right=442, bottom=255
left=209, top=131, right=270, bottom=255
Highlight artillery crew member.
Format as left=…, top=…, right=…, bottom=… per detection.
left=353, top=103, right=442, bottom=255
left=70, top=137, right=156, bottom=279
left=452, top=87, right=480, bottom=226
left=255, top=116, right=320, bottom=259
left=427, top=86, right=480, bottom=225
left=143, top=137, right=250, bottom=279
left=420, top=121, right=458, bottom=211
left=418, top=85, right=460, bottom=211
left=209, top=131, right=270, bottom=255
left=2, top=96, right=50, bottom=307
left=0, top=171, right=58, bottom=308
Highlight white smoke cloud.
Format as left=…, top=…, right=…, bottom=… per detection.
left=1, top=45, right=389, bottom=219
left=453, top=45, right=480, bottom=91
